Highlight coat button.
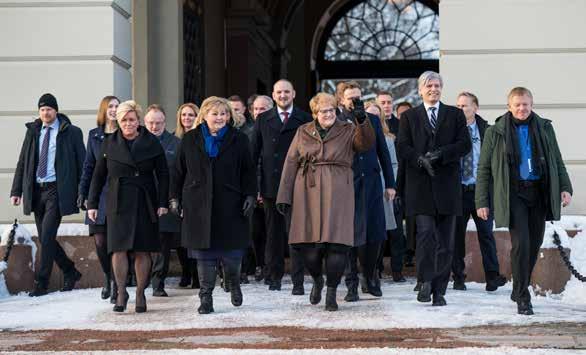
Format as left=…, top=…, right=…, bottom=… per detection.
left=135, top=171, right=139, bottom=176
left=274, top=153, right=278, bottom=158
left=272, top=138, right=276, bottom=142
left=361, top=173, right=365, bottom=177
left=359, top=156, right=363, bottom=160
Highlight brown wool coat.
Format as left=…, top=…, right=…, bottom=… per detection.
left=276, top=118, right=375, bottom=247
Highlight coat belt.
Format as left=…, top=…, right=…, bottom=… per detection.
left=299, top=155, right=351, bottom=187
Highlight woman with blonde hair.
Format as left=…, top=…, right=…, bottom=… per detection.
left=88, top=100, right=169, bottom=313
left=78, top=95, right=119, bottom=302
left=276, top=92, right=375, bottom=311
left=175, top=103, right=200, bottom=138
left=170, top=96, right=256, bottom=314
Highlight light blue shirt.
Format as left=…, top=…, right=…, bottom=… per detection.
left=36, top=117, right=59, bottom=183
left=461, top=121, right=480, bottom=185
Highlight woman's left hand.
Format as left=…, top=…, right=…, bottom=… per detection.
left=384, top=188, right=396, bottom=201
left=157, top=207, right=168, bottom=216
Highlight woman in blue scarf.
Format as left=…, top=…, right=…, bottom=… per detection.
left=170, top=96, right=256, bottom=314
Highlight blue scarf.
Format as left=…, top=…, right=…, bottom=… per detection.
left=201, top=123, right=229, bottom=158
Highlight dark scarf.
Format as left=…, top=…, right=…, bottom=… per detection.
left=504, top=111, right=547, bottom=190
left=315, top=120, right=330, bottom=139
left=201, top=123, right=228, bottom=158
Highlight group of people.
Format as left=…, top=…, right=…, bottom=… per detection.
left=9, top=71, right=573, bottom=316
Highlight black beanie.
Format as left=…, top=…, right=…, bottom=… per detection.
left=38, top=93, right=58, bottom=112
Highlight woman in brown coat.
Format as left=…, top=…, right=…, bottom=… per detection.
left=276, top=93, right=375, bottom=311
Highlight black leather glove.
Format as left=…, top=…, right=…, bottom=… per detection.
left=425, top=149, right=442, bottom=165
left=169, top=198, right=182, bottom=216
left=351, top=98, right=367, bottom=124
left=276, top=203, right=290, bottom=216
left=417, top=155, right=435, bottom=177
left=77, top=195, right=87, bottom=211
left=242, top=196, right=255, bottom=217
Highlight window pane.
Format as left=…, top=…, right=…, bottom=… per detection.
left=321, top=78, right=421, bottom=106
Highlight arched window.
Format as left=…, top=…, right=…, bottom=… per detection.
left=315, top=0, right=439, bottom=105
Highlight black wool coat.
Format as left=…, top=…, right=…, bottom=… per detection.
left=252, top=106, right=312, bottom=199
left=88, top=127, right=169, bottom=253
left=157, top=130, right=181, bottom=233
left=397, top=102, right=471, bottom=216
left=11, top=114, right=86, bottom=216
left=171, top=125, right=256, bottom=250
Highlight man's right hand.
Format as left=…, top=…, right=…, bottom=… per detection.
left=10, top=196, right=21, bottom=206
left=477, top=207, right=489, bottom=221
left=88, top=209, right=98, bottom=222
left=417, top=155, right=435, bottom=177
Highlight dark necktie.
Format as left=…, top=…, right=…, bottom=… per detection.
left=462, top=126, right=474, bottom=180
left=38, top=126, right=52, bottom=178
left=282, top=111, right=289, bottom=125
left=429, top=107, right=437, bottom=130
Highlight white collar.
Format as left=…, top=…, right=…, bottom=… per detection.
left=277, top=106, right=293, bottom=116
left=423, top=101, right=440, bottom=113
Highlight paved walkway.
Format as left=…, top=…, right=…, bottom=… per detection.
left=0, top=323, right=585, bottom=352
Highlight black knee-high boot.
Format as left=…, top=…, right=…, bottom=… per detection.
left=224, top=260, right=243, bottom=307
left=197, top=262, right=216, bottom=314
left=325, top=287, right=338, bottom=311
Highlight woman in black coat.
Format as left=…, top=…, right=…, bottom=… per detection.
left=170, top=96, right=256, bottom=314
left=78, top=95, right=119, bottom=302
left=88, top=100, right=169, bottom=313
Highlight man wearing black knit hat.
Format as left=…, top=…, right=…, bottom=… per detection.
left=10, top=93, right=86, bottom=296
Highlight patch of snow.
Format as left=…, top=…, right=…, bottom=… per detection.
left=1, top=276, right=586, bottom=332
left=0, top=223, right=89, bottom=238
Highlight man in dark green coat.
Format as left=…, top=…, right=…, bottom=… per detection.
left=475, top=87, right=573, bottom=315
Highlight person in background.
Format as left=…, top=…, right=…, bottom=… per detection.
left=252, top=80, right=312, bottom=294
left=144, top=104, right=183, bottom=297
left=11, top=93, right=86, bottom=297
left=375, top=91, right=398, bottom=136
left=88, top=100, right=169, bottom=313
left=337, top=81, right=395, bottom=302
left=78, top=95, right=119, bottom=302
left=170, top=96, right=256, bottom=314
left=452, top=92, right=507, bottom=292
left=475, top=87, right=572, bottom=315
left=277, top=92, right=375, bottom=311
left=365, top=101, right=405, bottom=282
left=173, top=102, right=200, bottom=289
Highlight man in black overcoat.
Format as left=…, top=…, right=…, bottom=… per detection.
left=337, top=81, right=396, bottom=302
left=144, top=105, right=183, bottom=297
left=252, top=79, right=312, bottom=293
left=10, top=93, right=86, bottom=296
left=397, top=71, right=471, bottom=306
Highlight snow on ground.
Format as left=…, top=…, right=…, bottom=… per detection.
left=0, top=276, right=585, bottom=332
left=6, top=348, right=586, bottom=355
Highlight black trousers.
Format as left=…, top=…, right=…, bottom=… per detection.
left=32, top=183, right=75, bottom=288
left=452, top=188, right=500, bottom=282
left=416, top=214, right=456, bottom=296
left=151, top=231, right=176, bottom=289
left=251, top=206, right=266, bottom=269
left=296, top=244, right=348, bottom=288
left=345, top=241, right=383, bottom=288
left=509, top=185, right=546, bottom=303
left=378, top=204, right=407, bottom=273
left=264, top=197, right=304, bottom=285
left=405, top=215, right=417, bottom=257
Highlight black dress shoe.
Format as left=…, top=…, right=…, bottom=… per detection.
left=113, top=291, right=129, bottom=312
left=62, top=269, right=82, bottom=291
left=486, top=274, right=507, bottom=291
left=254, top=267, right=264, bottom=282
left=413, top=282, right=421, bottom=292
left=292, top=283, right=305, bottom=296
left=453, top=279, right=467, bottom=291
left=29, top=282, right=48, bottom=297
left=152, top=288, right=168, bottom=297
left=432, top=294, right=447, bottom=306
left=366, top=278, right=383, bottom=297
left=517, top=301, right=534, bottom=315
left=392, top=272, right=406, bottom=283
left=179, top=274, right=191, bottom=288
left=344, top=285, right=359, bottom=302
left=309, top=276, right=324, bottom=305
left=417, top=282, right=432, bottom=302
left=269, top=280, right=281, bottom=291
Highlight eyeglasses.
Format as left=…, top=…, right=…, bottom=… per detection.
left=318, top=108, right=336, bottom=115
